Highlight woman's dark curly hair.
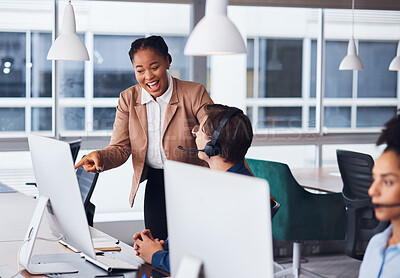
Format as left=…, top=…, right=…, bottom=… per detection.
left=376, top=109, right=400, bottom=157
left=128, top=35, right=172, bottom=64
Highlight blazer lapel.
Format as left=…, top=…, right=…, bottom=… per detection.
left=162, top=79, right=179, bottom=137
left=133, top=90, right=148, bottom=138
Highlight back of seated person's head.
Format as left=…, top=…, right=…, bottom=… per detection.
left=203, top=104, right=253, bottom=164
left=376, top=110, right=400, bottom=156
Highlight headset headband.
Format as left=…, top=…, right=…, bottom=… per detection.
left=208, top=107, right=242, bottom=149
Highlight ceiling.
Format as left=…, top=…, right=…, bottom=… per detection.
left=94, top=0, right=400, bottom=11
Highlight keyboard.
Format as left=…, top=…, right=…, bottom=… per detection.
left=83, top=252, right=138, bottom=272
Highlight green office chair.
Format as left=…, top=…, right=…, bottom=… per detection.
left=247, top=158, right=346, bottom=278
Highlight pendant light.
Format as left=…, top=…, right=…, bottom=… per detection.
left=47, top=0, right=89, bottom=61
left=389, top=41, right=400, bottom=71
left=184, top=0, right=246, bottom=56
left=339, top=0, right=363, bottom=70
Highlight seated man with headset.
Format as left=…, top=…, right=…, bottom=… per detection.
left=133, top=104, right=280, bottom=273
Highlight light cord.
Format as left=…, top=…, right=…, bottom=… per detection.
left=352, top=0, right=355, bottom=37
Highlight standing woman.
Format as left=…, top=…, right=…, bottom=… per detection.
left=358, top=113, right=400, bottom=278
left=75, top=36, right=213, bottom=240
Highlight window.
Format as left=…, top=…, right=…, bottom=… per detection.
left=94, top=35, right=138, bottom=98
left=246, top=8, right=400, bottom=133
left=259, top=39, right=303, bottom=98
left=0, top=32, right=26, bottom=98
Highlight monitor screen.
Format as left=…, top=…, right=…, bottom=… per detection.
left=164, top=160, right=274, bottom=278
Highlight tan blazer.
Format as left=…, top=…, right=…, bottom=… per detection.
left=100, top=77, right=213, bottom=206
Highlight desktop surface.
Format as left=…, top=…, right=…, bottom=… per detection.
left=0, top=191, right=168, bottom=277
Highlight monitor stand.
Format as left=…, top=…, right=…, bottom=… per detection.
left=175, top=254, right=203, bottom=278
left=19, top=196, right=78, bottom=274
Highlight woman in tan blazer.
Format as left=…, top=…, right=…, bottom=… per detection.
left=76, top=36, right=213, bottom=239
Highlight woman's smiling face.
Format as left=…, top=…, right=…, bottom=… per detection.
left=132, top=48, right=170, bottom=99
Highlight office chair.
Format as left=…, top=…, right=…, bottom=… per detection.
left=76, top=166, right=99, bottom=227
left=336, top=149, right=389, bottom=260
left=247, top=158, right=346, bottom=278
left=68, top=139, right=82, bottom=163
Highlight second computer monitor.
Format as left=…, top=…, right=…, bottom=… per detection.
left=164, top=160, right=274, bottom=278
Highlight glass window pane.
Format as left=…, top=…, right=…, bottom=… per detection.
left=259, top=39, right=302, bottom=98
left=324, top=106, right=351, bottom=128
left=258, top=107, right=301, bottom=128
left=0, top=32, right=26, bottom=97
left=94, top=35, right=139, bottom=98
left=31, top=32, right=52, bottom=97
left=93, top=108, right=116, bottom=131
left=309, top=107, right=316, bottom=128
left=358, top=41, right=397, bottom=98
left=0, top=108, right=25, bottom=131
left=310, top=40, right=317, bottom=98
left=163, top=36, right=189, bottom=81
left=59, top=34, right=85, bottom=98
left=247, top=38, right=254, bottom=98
left=63, top=107, right=85, bottom=130
left=246, top=106, right=253, bottom=125
left=357, top=107, right=397, bottom=128
left=325, top=41, right=352, bottom=98
left=31, top=107, right=52, bottom=131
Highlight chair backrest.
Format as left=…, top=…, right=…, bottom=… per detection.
left=76, top=166, right=98, bottom=227
left=336, top=149, right=374, bottom=200
left=336, top=149, right=389, bottom=260
left=68, top=139, right=82, bottom=163
left=246, top=158, right=345, bottom=242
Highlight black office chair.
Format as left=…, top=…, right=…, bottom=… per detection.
left=336, top=149, right=389, bottom=260
left=68, top=139, right=82, bottom=163
left=76, top=166, right=99, bottom=227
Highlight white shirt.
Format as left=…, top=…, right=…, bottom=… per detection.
left=141, top=73, right=173, bottom=169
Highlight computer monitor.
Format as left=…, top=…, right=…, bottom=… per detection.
left=164, top=160, right=274, bottom=278
left=20, top=134, right=98, bottom=274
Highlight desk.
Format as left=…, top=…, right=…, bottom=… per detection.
left=291, top=167, right=343, bottom=193
left=0, top=192, right=168, bottom=277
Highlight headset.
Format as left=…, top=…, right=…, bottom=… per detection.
left=178, top=107, right=242, bottom=158
left=371, top=202, right=400, bottom=208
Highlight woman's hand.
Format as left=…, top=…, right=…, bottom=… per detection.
left=75, top=151, right=103, bottom=173
left=133, top=230, right=164, bottom=264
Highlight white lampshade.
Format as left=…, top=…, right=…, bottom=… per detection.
left=47, top=1, right=89, bottom=61
left=184, top=0, right=246, bottom=56
left=339, top=37, right=364, bottom=70
left=389, top=41, right=400, bottom=71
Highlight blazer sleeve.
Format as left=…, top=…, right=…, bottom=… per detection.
left=191, top=83, right=213, bottom=124
left=100, top=90, right=132, bottom=170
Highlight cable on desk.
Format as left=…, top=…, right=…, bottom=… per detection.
left=9, top=238, right=29, bottom=278
left=0, top=236, right=62, bottom=243
left=7, top=235, right=63, bottom=278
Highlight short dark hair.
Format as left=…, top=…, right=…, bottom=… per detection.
left=376, top=109, right=400, bottom=158
left=203, top=104, right=253, bottom=163
left=128, top=35, right=172, bottom=64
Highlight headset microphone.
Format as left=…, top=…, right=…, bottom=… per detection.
left=372, top=203, right=400, bottom=208
left=178, top=145, right=205, bottom=153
